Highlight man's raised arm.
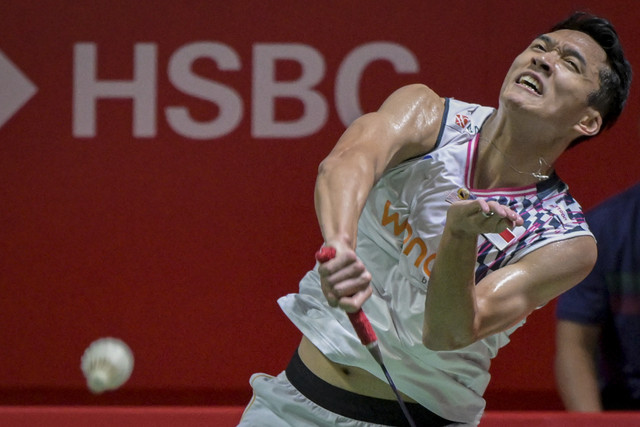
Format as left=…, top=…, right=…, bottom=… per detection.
left=313, top=84, right=444, bottom=311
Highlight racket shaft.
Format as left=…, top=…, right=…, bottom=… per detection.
left=315, top=245, right=416, bottom=427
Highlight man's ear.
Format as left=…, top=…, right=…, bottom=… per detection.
left=574, top=108, right=602, bottom=137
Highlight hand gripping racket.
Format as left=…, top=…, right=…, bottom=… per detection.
left=315, top=246, right=416, bottom=427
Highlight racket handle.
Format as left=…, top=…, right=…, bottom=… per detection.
left=315, top=245, right=410, bottom=425
left=347, top=310, right=379, bottom=347
left=315, top=246, right=379, bottom=347
left=315, top=246, right=336, bottom=263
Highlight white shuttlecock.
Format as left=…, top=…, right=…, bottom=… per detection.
left=81, top=337, right=134, bottom=394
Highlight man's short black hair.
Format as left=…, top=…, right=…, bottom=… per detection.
left=551, top=12, right=632, bottom=147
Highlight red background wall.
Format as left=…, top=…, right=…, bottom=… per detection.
left=1, top=1, right=638, bottom=409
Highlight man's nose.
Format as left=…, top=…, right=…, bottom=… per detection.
left=531, top=54, right=553, bottom=73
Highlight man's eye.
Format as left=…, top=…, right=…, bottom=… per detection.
left=566, top=59, right=579, bottom=71
left=533, top=43, right=546, bottom=51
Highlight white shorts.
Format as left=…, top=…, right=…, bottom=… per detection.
left=238, top=371, right=393, bottom=427
left=238, top=350, right=458, bottom=426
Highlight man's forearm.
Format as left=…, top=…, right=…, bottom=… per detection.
left=422, top=226, right=479, bottom=350
left=556, top=356, right=602, bottom=411
left=555, top=321, right=603, bottom=412
left=314, top=156, right=375, bottom=248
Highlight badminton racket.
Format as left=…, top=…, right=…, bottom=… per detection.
left=315, top=246, right=416, bottom=427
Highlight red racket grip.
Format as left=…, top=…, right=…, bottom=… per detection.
left=315, top=246, right=378, bottom=346
left=347, top=310, right=378, bottom=346
left=315, top=246, right=336, bottom=263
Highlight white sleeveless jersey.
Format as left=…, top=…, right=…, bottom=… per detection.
left=278, top=98, right=593, bottom=425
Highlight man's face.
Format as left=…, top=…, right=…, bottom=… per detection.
left=500, top=29, right=608, bottom=130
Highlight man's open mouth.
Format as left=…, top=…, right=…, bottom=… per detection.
left=517, top=75, right=542, bottom=95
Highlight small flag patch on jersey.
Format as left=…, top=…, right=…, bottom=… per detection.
left=499, top=229, right=515, bottom=242
left=484, top=227, right=523, bottom=251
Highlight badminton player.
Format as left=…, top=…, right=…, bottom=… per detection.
left=239, top=12, right=632, bottom=426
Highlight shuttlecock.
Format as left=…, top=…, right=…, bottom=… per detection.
left=81, top=337, right=134, bottom=394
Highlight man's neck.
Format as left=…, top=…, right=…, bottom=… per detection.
left=473, top=112, right=566, bottom=189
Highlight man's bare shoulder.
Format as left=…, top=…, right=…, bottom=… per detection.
left=371, top=84, right=446, bottom=159
left=380, top=84, right=445, bottom=113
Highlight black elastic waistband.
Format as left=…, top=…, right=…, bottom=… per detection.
left=285, top=349, right=452, bottom=426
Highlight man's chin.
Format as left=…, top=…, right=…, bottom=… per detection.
left=502, top=92, right=548, bottom=113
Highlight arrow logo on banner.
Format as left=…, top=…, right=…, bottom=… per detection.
left=0, top=50, right=37, bottom=130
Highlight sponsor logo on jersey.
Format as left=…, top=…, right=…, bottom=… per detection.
left=455, top=113, right=470, bottom=129
left=381, top=200, right=436, bottom=279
